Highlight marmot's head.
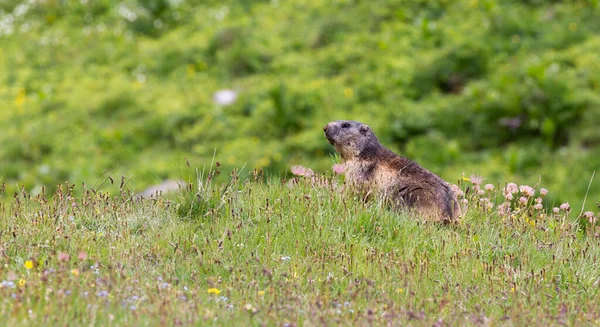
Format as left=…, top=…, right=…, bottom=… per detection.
left=323, top=120, right=378, bottom=160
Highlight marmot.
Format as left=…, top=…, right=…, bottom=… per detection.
left=324, top=120, right=460, bottom=222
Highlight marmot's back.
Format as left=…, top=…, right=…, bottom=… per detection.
left=324, top=120, right=460, bottom=221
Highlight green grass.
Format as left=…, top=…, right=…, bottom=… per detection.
left=1, top=167, right=599, bottom=326
left=1, top=0, right=600, bottom=210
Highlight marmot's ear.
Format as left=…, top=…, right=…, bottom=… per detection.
left=359, top=125, right=370, bottom=134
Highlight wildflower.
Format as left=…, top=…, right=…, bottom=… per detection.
left=213, top=89, right=237, bottom=106
left=258, top=291, right=265, bottom=296
left=497, top=202, right=510, bottom=215
left=559, top=203, right=571, bottom=212
left=505, top=183, right=518, bottom=194
left=451, top=185, right=464, bottom=197
left=553, top=207, right=560, bottom=214
left=505, top=193, right=513, bottom=201
left=540, top=188, right=548, bottom=196
left=291, top=165, right=314, bottom=178
left=71, top=269, right=80, bottom=276
left=18, top=279, right=26, bottom=287
left=484, top=184, right=494, bottom=192
left=533, top=203, right=543, bottom=210
left=519, top=197, right=527, bottom=204
left=58, top=252, right=70, bottom=262
left=97, top=291, right=109, bottom=297
left=583, top=211, right=595, bottom=222
left=15, top=88, right=26, bottom=107
left=207, top=288, right=221, bottom=295
left=332, top=164, right=346, bottom=175
left=470, top=175, right=484, bottom=185
left=24, top=261, right=33, bottom=270
left=397, top=288, right=403, bottom=294
left=477, top=189, right=485, bottom=196
left=535, top=197, right=543, bottom=204
left=519, top=185, right=535, bottom=197
left=1, top=281, right=15, bottom=288
left=78, top=251, right=88, bottom=261
left=343, top=87, right=354, bottom=98
left=462, top=176, right=471, bottom=182
left=480, top=198, right=494, bottom=210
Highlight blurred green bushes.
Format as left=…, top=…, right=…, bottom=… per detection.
left=0, top=0, right=599, bottom=209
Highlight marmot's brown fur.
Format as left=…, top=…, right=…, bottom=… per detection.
left=324, top=120, right=460, bottom=222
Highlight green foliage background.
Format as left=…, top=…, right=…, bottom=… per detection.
left=1, top=0, right=599, bottom=209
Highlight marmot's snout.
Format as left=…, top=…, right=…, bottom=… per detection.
left=323, top=122, right=337, bottom=145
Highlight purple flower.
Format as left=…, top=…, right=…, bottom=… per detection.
left=540, top=188, right=548, bottom=196
left=497, top=202, right=510, bottom=215
left=533, top=203, right=543, bottom=210
left=559, top=203, right=570, bottom=212
left=505, top=193, right=513, bottom=201
left=552, top=207, right=560, bottom=214
left=332, top=164, right=347, bottom=175
left=583, top=211, right=594, bottom=219
left=484, top=184, right=494, bottom=192
left=519, top=197, right=528, bottom=204
left=470, top=175, right=485, bottom=185
left=519, top=185, right=535, bottom=197
left=291, top=165, right=314, bottom=177
left=505, top=183, right=518, bottom=195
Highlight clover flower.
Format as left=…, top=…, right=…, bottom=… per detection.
left=505, top=183, right=518, bottom=194
left=470, top=175, right=485, bottom=185
left=332, top=164, right=346, bottom=175
left=559, top=203, right=571, bottom=212
left=58, top=252, right=70, bottom=262
left=291, top=165, right=314, bottom=178
left=519, top=185, right=535, bottom=197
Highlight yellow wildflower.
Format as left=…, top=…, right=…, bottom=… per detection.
left=207, top=288, right=221, bottom=295
left=397, top=288, right=403, bottom=294
left=24, top=260, right=33, bottom=270
left=258, top=290, right=265, bottom=296
left=343, top=87, right=354, bottom=98
left=71, top=269, right=80, bottom=276
left=19, top=279, right=26, bottom=287
left=15, top=88, right=26, bottom=107
left=462, top=176, right=471, bottom=182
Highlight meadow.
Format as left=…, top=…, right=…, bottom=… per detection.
left=1, top=165, right=599, bottom=325
left=1, top=0, right=600, bottom=325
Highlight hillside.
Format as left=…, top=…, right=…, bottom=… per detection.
left=0, top=1, right=599, bottom=209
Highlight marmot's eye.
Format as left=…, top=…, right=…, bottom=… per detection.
left=342, top=122, right=350, bottom=128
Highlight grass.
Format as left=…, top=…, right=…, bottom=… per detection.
left=1, top=166, right=599, bottom=326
